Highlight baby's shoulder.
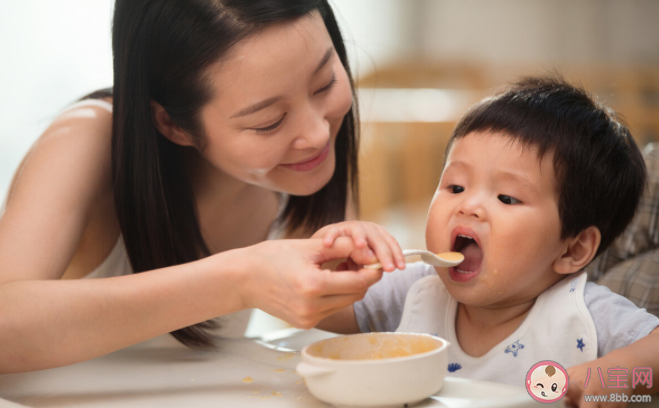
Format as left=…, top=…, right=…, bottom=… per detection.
left=583, top=281, right=641, bottom=312
left=582, top=281, right=659, bottom=356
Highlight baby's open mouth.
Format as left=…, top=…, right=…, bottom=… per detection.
left=452, top=234, right=483, bottom=273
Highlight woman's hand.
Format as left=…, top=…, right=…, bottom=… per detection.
left=312, top=221, right=406, bottom=272
left=237, top=237, right=384, bottom=329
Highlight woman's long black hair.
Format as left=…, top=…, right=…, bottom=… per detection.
left=85, top=0, right=359, bottom=348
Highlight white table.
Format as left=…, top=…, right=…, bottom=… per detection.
left=0, top=330, right=600, bottom=408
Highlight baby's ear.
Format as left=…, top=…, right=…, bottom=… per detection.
left=552, top=227, right=601, bottom=275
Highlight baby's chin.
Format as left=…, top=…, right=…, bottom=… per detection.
left=436, top=268, right=511, bottom=306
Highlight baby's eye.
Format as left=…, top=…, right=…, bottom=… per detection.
left=449, top=185, right=464, bottom=194
left=551, top=383, right=557, bottom=392
left=498, top=194, right=520, bottom=205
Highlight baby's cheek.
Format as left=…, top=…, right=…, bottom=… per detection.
left=425, top=210, right=448, bottom=252
left=481, top=240, right=524, bottom=293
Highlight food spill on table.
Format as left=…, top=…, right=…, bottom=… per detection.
left=276, top=353, right=295, bottom=361
left=242, top=377, right=253, bottom=383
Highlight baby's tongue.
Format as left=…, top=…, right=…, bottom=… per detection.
left=458, top=241, right=483, bottom=271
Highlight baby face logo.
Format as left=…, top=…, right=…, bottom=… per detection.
left=526, top=361, right=569, bottom=403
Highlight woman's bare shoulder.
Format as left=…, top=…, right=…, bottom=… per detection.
left=10, top=100, right=113, bottom=199
left=0, top=100, right=115, bottom=283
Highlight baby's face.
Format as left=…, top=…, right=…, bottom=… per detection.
left=426, top=131, right=566, bottom=308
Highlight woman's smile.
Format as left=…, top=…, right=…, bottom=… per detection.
left=281, top=141, right=331, bottom=172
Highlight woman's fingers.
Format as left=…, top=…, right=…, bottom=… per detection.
left=313, top=221, right=404, bottom=272
left=316, top=266, right=383, bottom=296
left=349, top=246, right=377, bottom=266
left=349, top=226, right=368, bottom=248
left=377, top=226, right=406, bottom=269
left=311, top=236, right=358, bottom=263
left=322, top=225, right=368, bottom=248
left=321, top=226, right=339, bottom=247
left=364, top=229, right=397, bottom=271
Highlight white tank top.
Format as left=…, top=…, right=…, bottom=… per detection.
left=63, top=99, right=288, bottom=339
left=396, top=271, right=598, bottom=387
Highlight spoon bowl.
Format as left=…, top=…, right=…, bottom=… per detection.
left=365, top=249, right=464, bottom=269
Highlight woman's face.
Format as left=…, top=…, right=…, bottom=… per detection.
left=197, top=10, right=353, bottom=196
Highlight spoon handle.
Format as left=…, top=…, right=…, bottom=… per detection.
left=364, top=250, right=431, bottom=270
left=364, top=249, right=463, bottom=269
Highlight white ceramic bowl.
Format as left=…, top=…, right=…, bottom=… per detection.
left=296, top=332, right=449, bottom=408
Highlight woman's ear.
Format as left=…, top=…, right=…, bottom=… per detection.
left=151, top=101, right=194, bottom=147
left=552, top=227, right=601, bottom=275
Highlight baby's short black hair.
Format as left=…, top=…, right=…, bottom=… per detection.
left=448, top=76, right=646, bottom=256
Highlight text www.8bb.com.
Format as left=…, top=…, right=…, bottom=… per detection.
left=584, top=394, right=652, bottom=403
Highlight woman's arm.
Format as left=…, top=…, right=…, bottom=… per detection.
left=0, top=252, right=247, bottom=372
left=0, top=236, right=380, bottom=373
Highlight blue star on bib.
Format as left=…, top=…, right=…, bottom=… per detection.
left=504, top=340, right=525, bottom=357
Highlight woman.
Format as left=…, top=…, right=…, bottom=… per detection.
left=0, top=0, right=405, bottom=373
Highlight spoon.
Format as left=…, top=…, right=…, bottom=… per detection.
left=365, top=249, right=464, bottom=270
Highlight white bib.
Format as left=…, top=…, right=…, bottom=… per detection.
left=396, top=271, right=598, bottom=386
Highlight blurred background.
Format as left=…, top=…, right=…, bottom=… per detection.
left=1, top=1, right=658, bottom=333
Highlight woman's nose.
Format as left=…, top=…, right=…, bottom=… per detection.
left=291, top=105, right=330, bottom=150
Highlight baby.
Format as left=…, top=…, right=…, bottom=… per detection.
left=316, top=76, right=659, bottom=404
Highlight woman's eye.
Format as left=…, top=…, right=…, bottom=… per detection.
left=449, top=185, right=464, bottom=194
left=551, top=383, right=557, bottom=392
left=253, top=114, right=286, bottom=134
left=498, top=194, right=520, bottom=205
left=314, top=74, right=337, bottom=95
